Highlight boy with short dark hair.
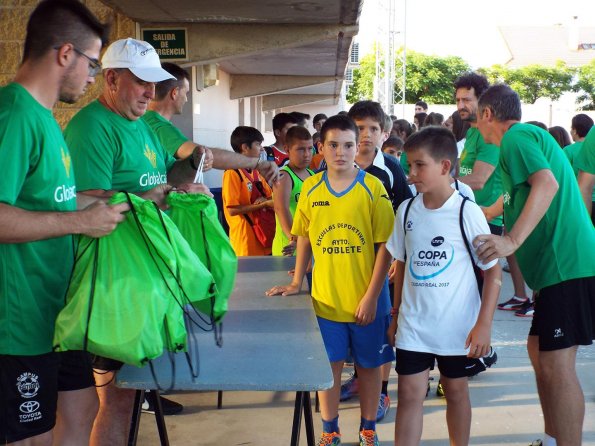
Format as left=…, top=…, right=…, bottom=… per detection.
left=272, top=126, right=314, bottom=256
left=267, top=115, right=395, bottom=445
left=386, top=126, right=501, bottom=445
left=223, top=126, right=274, bottom=256
left=313, top=113, right=328, bottom=132
left=264, top=112, right=298, bottom=167
left=340, top=101, right=412, bottom=422
left=382, top=136, right=404, bottom=162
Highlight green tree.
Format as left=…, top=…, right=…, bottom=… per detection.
left=399, top=50, right=470, bottom=103
left=573, top=60, right=595, bottom=110
left=347, top=47, right=470, bottom=105
left=346, top=51, right=375, bottom=104
left=479, top=62, right=573, bottom=103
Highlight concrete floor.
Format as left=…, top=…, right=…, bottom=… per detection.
left=134, top=268, right=595, bottom=445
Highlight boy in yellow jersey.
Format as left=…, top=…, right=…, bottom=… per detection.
left=272, top=126, right=314, bottom=256
left=267, top=115, right=395, bottom=445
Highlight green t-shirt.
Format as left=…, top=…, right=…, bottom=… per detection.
left=0, top=83, right=77, bottom=355
left=563, top=141, right=583, bottom=176
left=459, top=127, right=503, bottom=226
left=400, top=151, right=409, bottom=175
left=575, top=127, right=595, bottom=201
left=500, top=123, right=595, bottom=290
left=142, top=110, right=188, bottom=157
left=65, top=100, right=176, bottom=193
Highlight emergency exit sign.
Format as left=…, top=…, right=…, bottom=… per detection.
left=142, top=28, right=187, bottom=60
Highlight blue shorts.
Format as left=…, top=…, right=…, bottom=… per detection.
left=317, top=313, right=395, bottom=368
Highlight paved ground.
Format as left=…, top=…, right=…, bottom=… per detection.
left=134, top=268, right=595, bottom=445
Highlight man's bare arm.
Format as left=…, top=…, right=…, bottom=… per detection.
left=459, top=160, right=495, bottom=190
left=0, top=201, right=128, bottom=243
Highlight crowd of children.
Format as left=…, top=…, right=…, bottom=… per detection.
left=250, top=89, right=593, bottom=446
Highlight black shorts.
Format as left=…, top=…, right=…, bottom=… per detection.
left=91, top=354, right=124, bottom=372
left=395, top=348, right=486, bottom=379
left=0, top=350, right=94, bottom=443
left=529, top=276, right=595, bottom=351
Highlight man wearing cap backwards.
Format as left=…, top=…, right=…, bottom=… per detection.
left=0, top=1, right=128, bottom=445
left=64, top=38, right=209, bottom=446
left=143, top=62, right=279, bottom=181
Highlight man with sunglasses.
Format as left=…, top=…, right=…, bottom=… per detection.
left=0, top=1, right=129, bottom=445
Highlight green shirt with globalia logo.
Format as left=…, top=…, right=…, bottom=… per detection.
left=65, top=100, right=176, bottom=193
left=575, top=126, right=595, bottom=201
left=500, top=123, right=595, bottom=290
left=459, top=127, right=503, bottom=226
left=142, top=110, right=188, bottom=157
left=0, top=83, right=77, bottom=355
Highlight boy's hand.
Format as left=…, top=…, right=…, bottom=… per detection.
left=387, top=317, right=398, bottom=347
left=282, top=240, right=297, bottom=256
left=265, top=282, right=301, bottom=297
left=354, top=295, right=377, bottom=326
left=388, top=260, right=397, bottom=284
left=465, top=322, right=491, bottom=358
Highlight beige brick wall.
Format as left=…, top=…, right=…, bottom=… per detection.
left=0, top=0, right=137, bottom=128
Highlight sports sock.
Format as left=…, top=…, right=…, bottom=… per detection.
left=360, top=417, right=376, bottom=432
left=543, top=433, right=556, bottom=446
left=381, top=380, right=388, bottom=395
left=322, top=415, right=339, bottom=434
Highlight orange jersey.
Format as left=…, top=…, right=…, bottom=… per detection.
left=222, top=169, right=273, bottom=256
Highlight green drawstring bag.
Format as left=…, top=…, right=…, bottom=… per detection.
left=53, top=192, right=217, bottom=367
left=167, top=192, right=237, bottom=321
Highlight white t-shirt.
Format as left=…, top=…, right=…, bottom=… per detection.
left=408, top=179, right=476, bottom=202
left=452, top=179, right=475, bottom=201
left=386, top=190, right=497, bottom=356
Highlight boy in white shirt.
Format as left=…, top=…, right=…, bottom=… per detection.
left=386, top=126, right=501, bottom=445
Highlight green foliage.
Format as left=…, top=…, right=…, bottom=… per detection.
left=348, top=45, right=582, bottom=107
left=573, top=60, right=595, bottom=110
left=398, top=50, right=470, bottom=104
left=479, top=62, right=573, bottom=103
left=346, top=51, right=376, bottom=103
left=347, top=47, right=470, bottom=105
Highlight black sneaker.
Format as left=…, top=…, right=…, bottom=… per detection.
left=482, top=347, right=498, bottom=368
left=515, top=301, right=535, bottom=318
left=142, top=393, right=184, bottom=415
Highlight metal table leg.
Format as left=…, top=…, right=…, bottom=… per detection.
left=127, top=390, right=144, bottom=446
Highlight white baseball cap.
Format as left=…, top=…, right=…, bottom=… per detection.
left=101, top=38, right=175, bottom=82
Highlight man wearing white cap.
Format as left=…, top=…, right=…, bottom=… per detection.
left=65, top=38, right=211, bottom=446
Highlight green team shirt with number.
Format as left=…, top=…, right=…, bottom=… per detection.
left=142, top=110, right=188, bottom=157
left=65, top=100, right=176, bottom=193
left=575, top=127, right=595, bottom=201
left=0, top=83, right=77, bottom=355
left=459, top=127, right=503, bottom=226
left=500, top=123, right=595, bottom=290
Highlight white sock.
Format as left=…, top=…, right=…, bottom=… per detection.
left=543, top=433, right=557, bottom=446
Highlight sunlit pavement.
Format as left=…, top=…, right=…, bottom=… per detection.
left=134, top=266, right=595, bottom=445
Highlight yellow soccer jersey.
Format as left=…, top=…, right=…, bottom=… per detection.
left=292, top=170, right=395, bottom=322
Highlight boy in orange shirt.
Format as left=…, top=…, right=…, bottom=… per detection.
left=222, top=126, right=274, bottom=255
